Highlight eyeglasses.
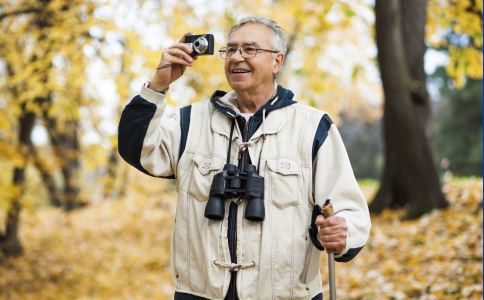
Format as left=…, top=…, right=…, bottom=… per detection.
left=218, top=45, right=279, bottom=59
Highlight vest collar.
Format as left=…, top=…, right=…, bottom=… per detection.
left=210, top=84, right=296, bottom=139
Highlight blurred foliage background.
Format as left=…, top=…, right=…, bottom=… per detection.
left=0, top=0, right=482, bottom=299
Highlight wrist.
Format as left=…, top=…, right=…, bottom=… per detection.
left=144, top=80, right=168, bottom=94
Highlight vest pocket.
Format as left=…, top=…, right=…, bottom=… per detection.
left=189, top=154, right=225, bottom=201
left=266, top=158, right=302, bottom=209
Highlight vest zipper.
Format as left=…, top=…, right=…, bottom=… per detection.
left=226, top=117, right=250, bottom=300
left=227, top=202, right=238, bottom=300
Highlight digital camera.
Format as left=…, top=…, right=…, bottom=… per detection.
left=184, top=34, right=214, bottom=57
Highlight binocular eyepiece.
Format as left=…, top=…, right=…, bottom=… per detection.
left=204, top=163, right=265, bottom=221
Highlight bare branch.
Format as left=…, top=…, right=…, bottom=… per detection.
left=0, top=7, right=41, bottom=22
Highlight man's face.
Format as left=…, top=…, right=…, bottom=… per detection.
left=224, top=23, right=284, bottom=94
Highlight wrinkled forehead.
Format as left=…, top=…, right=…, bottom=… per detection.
left=227, top=23, right=273, bottom=46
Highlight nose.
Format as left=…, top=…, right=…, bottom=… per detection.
left=230, top=47, right=245, bottom=61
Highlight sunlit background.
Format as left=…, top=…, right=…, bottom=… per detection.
left=0, top=0, right=482, bottom=299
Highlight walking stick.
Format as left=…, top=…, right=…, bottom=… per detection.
left=321, top=199, right=336, bottom=300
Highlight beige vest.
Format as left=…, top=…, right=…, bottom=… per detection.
left=137, top=86, right=370, bottom=299
left=173, top=100, right=325, bottom=299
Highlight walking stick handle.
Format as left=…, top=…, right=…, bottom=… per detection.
left=321, top=199, right=334, bottom=218
left=320, top=199, right=335, bottom=254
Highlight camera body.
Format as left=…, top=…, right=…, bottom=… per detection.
left=184, top=34, right=214, bottom=57
left=204, top=163, right=265, bottom=221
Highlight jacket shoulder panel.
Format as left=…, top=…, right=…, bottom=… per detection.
left=287, top=103, right=334, bottom=162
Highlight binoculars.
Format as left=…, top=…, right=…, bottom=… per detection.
left=204, top=163, right=265, bottom=221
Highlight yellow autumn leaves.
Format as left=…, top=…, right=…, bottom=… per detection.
left=0, top=177, right=481, bottom=299
left=329, top=178, right=483, bottom=299
left=427, top=0, right=483, bottom=87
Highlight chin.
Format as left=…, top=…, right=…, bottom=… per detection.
left=229, top=81, right=250, bottom=92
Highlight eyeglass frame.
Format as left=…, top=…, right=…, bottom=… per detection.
left=218, top=45, right=280, bottom=59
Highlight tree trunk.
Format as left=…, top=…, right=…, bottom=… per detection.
left=0, top=109, right=36, bottom=256
left=118, top=165, right=129, bottom=199
left=28, top=139, right=62, bottom=207
left=103, top=148, right=119, bottom=199
left=44, top=117, right=84, bottom=211
left=370, top=0, right=448, bottom=219
left=103, top=102, right=125, bottom=199
left=400, top=0, right=431, bottom=132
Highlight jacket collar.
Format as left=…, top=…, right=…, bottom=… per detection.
left=210, top=84, right=296, bottom=139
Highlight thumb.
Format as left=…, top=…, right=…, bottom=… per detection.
left=315, top=214, right=325, bottom=226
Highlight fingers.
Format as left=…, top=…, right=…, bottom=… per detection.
left=319, top=230, right=347, bottom=243
left=162, top=44, right=194, bottom=66
left=320, top=234, right=346, bottom=253
left=321, top=240, right=346, bottom=253
left=152, top=32, right=198, bottom=87
left=315, top=215, right=344, bottom=226
left=316, top=215, right=347, bottom=253
left=166, top=31, right=194, bottom=65
left=157, top=32, right=197, bottom=70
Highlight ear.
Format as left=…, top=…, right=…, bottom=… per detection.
left=272, top=53, right=284, bottom=75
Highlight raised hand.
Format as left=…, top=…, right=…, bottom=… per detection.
left=148, top=32, right=197, bottom=92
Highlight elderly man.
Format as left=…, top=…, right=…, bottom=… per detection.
left=118, top=16, right=370, bottom=300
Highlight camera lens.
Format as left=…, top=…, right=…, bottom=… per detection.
left=193, top=36, right=208, bottom=54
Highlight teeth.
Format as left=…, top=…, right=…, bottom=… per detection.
left=232, top=69, right=250, bottom=73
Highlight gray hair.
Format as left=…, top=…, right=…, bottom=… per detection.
left=228, top=16, right=287, bottom=56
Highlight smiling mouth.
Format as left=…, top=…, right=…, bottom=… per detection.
left=231, top=68, right=251, bottom=74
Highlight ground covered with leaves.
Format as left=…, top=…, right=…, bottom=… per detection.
left=0, top=178, right=482, bottom=299
left=330, top=178, right=482, bottom=299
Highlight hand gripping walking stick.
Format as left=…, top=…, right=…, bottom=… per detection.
left=321, top=199, right=336, bottom=300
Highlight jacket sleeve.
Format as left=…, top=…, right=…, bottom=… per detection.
left=118, top=86, right=181, bottom=178
left=312, top=118, right=371, bottom=262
